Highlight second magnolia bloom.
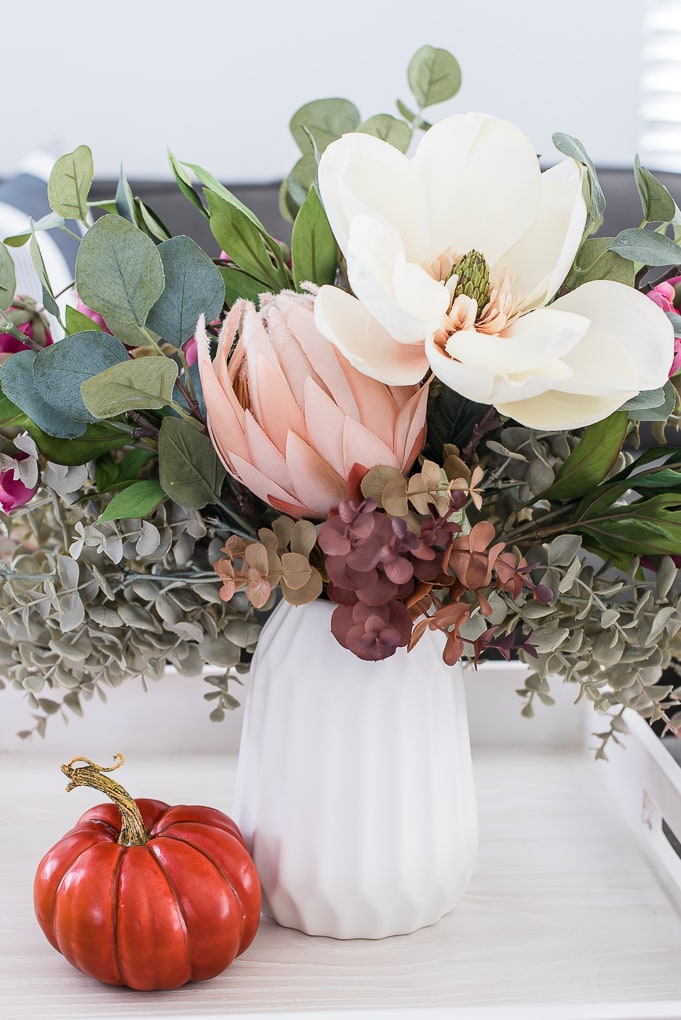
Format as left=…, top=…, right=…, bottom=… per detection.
left=313, top=112, right=674, bottom=429
left=197, top=290, right=430, bottom=518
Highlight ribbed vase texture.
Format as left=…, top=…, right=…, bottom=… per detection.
left=232, top=599, right=477, bottom=939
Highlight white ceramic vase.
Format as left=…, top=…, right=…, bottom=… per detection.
left=232, top=599, right=477, bottom=939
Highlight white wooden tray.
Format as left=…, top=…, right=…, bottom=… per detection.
left=2, top=663, right=681, bottom=1020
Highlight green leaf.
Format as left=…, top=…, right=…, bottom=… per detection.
left=542, top=411, right=629, bottom=501
left=29, top=232, right=62, bottom=323
left=407, top=46, right=462, bottom=109
left=0, top=243, right=16, bottom=310
left=81, top=357, right=178, bottom=418
left=279, top=153, right=318, bottom=222
left=422, top=385, right=490, bottom=461
left=564, top=236, right=635, bottom=289
left=0, top=350, right=86, bottom=437
left=206, top=190, right=289, bottom=291
left=158, top=416, right=226, bottom=509
left=291, top=186, right=337, bottom=289
left=114, top=165, right=137, bottom=224
left=75, top=215, right=165, bottom=327
left=65, top=304, right=104, bottom=335
left=24, top=421, right=131, bottom=465
left=98, top=479, right=166, bottom=521
left=146, top=235, right=225, bottom=346
left=290, top=98, right=360, bottom=157
left=552, top=132, right=606, bottom=229
left=608, top=228, right=681, bottom=266
left=181, top=161, right=267, bottom=232
left=576, top=492, right=681, bottom=558
left=634, top=156, right=678, bottom=223
left=357, top=114, right=412, bottom=153
left=396, top=98, right=417, bottom=124
left=32, top=330, right=129, bottom=423
left=168, top=149, right=208, bottom=218
left=621, top=380, right=678, bottom=421
left=4, top=211, right=65, bottom=248
left=219, top=265, right=269, bottom=305
left=47, top=145, right=93, bottom=222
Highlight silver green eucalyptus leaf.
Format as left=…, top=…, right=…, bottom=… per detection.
left=289, top=98, right=361, bottom=157
left=608, top=228, right=681, bottom=266
left=146, top=235, right=225, bottom=346
left=0, top=243, right=16, bottom=309
left=407, top=46, right=462, bottom=109
left=358, top=114, right=412, bottom=153
left=32, top=330, right=129, bottom=423
left=634, top=156, right=679, bottom=223
left=0, top=350, right=87, bottom=437
left=76, top=214, right=165, bottom=326
left=48, top=145, right=94, bottom=222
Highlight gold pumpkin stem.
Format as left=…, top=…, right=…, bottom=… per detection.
left=60, top=754, right=150, bottom=847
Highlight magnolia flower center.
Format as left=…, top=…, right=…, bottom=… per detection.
left=430, top=248, right=519, bottom=356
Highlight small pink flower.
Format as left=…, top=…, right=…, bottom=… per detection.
left=0, top=297, right=53, bottom=360
left=0, top=454, right=37, bottom=512
left=647, top=276, right=681, bottom=376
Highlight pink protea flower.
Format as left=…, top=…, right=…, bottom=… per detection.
left=0, top=454, right=37, bottom=512
left=648, top=275, right=681, bottom=377
left=196, top=291, right=430, bottom=519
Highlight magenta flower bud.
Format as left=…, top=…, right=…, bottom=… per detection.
left=0, top=454, right=37, bottom=512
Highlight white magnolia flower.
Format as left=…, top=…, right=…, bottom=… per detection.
left=314, top=113, right=674, bottom=429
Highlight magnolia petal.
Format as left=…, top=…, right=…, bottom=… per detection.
left=414, top=113, right=541, bottom=265
left=499, top=159, right=587, bottom=313
left=496, top=389, right=630, bottom=430
left=314, top=286, right=429, bottom=385
left=552, top=279, right=675, bottom=392
left=346, top=215, right=449, bottom=342
left=317, top=131, right=423, bottom=259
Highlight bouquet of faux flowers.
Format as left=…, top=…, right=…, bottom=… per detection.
left=1, top=46, right=680, bottom=752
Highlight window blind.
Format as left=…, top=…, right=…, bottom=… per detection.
left=639, top=0, right=681, bottom=170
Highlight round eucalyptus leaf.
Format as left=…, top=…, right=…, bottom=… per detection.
left=48, top=145, right=94, bottom=222
left=33, top=330, right=129, bottom=423
left=147, top=235, right=225, bottom=346
left=76, top=215, right=165, bottom=327
left=358, top=114, right=412, bottom=153
left=0, top=350, right=87, bottom=437
left=407, top=46, right=462, bottom=109
left=290, top=98, right=360, bottom=156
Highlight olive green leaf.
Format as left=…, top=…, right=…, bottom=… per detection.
left=47, top=145, right=94, bottom=223
left=81, top=357, right=178, bottom=418
left=541, top=411, right=629, bottom=501
left=279, top=152, right=318, bottom=222
left=29, top=231, right=62, bottom=323
left=158, top=416, right=226, bottom=509
left=407, top=46, right=462, bottom=109
left=76, top=214, right=165, bottom=327
left=206, top=190, right=289, bottom=291
left=98, top=479, right=166, bottom=522
left=65, top=304, right=104, bottom=336
left=23, top=421, right=131, bottom=465
left=634, top=156, right=679, bottom=223
left=219, top=265, right=269, bottom=305
left=291, top=186, right=337, bottom=289
left=168, top=149, right=207, bottom=218
left=564, top=236, right=635, bottom=289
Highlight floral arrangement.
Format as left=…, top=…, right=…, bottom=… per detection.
left=1, top=46, right=681, bottom=751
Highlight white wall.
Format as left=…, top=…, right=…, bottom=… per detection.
left=4, top=0, right=646, bottom=181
